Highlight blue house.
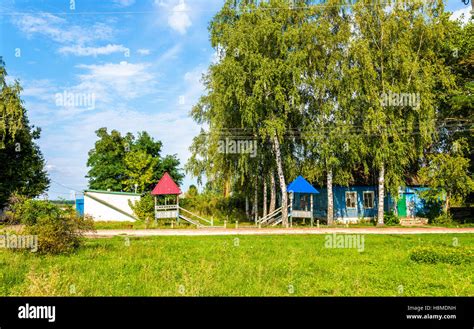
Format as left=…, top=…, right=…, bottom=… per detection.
left=315, top=186, right=436, bottom=222
left=285, top=176, right=436, bottom=223
left=313, top=186, right=394, bottom=222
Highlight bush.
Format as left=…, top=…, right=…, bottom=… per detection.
left=129, top=194, right=154, bottom=222
left=180, top=192, right=247, bottom=223
left=384, top=211, right=400, bottom=226
left=10, top=199, right=62, bottom=226
left=429, top=212, right=453, bottom=225
left=10, top=199, right=95, bottom=254
left=410, top=245, right=473, bottom=265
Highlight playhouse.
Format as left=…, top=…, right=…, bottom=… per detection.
left=287, top=175, right=319, bottom=226
left=152, top=172, right=213, bottom=227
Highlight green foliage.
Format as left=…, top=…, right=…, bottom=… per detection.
left=0, top=57, right=23, bottom=147
left=410, top=245, right=472, bottom=265
left=180, top=192, right=247, bottom=223
left=187, top=0, right=464, bottom=226
left=384, top=211, right=400, bottom=226
left=429, top=212, right=454, bottom=226
left=10, top=199, right=62, bottom=226
left=419, top=139, right=474, bottom=212
left=128, top=194, right=154, bottom=222
left=86, top=128, right=183, bottom=192
left=186, top=185, right=198, bottom=198
left=0, top=59, right=49, bottom=208
left=417, top=197, right=443, bottom=221
left=124, top=150, right=156, bottom=193
left=10, top=199, right=95, bottom=254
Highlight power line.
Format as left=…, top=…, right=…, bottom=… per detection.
left=50, top=179, right=83, bottom=193
left=0, top=1, right=459, bottom=16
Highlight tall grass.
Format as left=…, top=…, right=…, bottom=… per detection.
left=0, top=234, right=472, bottom=296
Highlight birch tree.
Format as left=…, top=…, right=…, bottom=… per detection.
left=350, top=0, right=456, bottom=224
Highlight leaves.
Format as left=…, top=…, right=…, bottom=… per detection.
left=86, top=128, right=183, bottom=193
left=0, top=59, right=49, bottom=208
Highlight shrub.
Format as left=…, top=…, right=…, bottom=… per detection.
left=384, top=211, right=400, bottom=226
left=429, top=212, right=453, bottom=225
left=10, top=199, right=62, bottom=226
left=129, top=194, right=154, bottom=222
left=180, top=192, right=247, bottom=223
left=409, top=245, right=473, bottom=265
left=10, top=199, right=95, bottom=254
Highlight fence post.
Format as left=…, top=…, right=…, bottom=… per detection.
left=224, top=220, right=227, bottom=229
left=235, top=221, right=239, bottom=229
left=317, top=220, right=320, bottom=228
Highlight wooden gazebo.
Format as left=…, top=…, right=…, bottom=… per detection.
left=151, top=172, right=182, bottom=221
left=287, top=176, right=319, bottom=227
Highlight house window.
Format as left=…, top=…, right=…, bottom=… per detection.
left=345, top=192, right=357, bottom=209
left=363, top=191, right=374, bottom=209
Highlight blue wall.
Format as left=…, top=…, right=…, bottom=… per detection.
left=311, top=186, right=392, bottom=220
left=76, top=198, right=84, bottom=217
left=300, top=185, right=433, bottom=221
left=403, top=187, right=432, bottom=217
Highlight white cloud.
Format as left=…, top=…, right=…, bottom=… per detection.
left=137, top=48, right=151, bottom=55
left=181, top=66, right=205, bottom=109
left=113, top=0, right=136, bottom=7
left=38, top=107, right=200, bottom=196
left=450, top=7, right=473, bottom=24
left=75, top=61, right=156, bottom=101
left=13, top=13, right=113, bottom=45
left=155, top=43, right=182, bottom=65
left=154, top=0, right=192, bottom=34
left=168, top=1, right=192, bottom=34
left=59, top=44, right=129, bottom=57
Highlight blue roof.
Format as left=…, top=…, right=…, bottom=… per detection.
left=287, top=176, right=319, bottom=194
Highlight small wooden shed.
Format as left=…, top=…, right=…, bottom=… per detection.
left=287, top=176, right=319, bottom=226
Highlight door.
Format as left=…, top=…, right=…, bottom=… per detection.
left=397, top=194, right=407, bottom=217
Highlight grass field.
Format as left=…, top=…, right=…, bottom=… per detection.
left=0, top=234, right=472, bottom=296
left=91, top=220, right=474, bottom=230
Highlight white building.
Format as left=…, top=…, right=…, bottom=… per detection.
left=84, top=190, right=141, bottom=222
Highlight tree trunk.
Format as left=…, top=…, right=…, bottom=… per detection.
left=245, top=195, right=249, bottom=219
left=327, top=168, right=334, bottom=225
left=444, top=193, right=450, bottom=214
left=253, top=176, right=258, bottom=224
left=269, top=171, right=276, bottom=213
left=377, top=163, right=385, bottom=225
left=263, top=175, right=268, bottom=218
left=272, top=134, right=288, bottom=227
left=223, top=175, right=231, bottom=197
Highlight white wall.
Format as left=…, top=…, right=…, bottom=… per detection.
left=84, top=191, right=141, bottom=222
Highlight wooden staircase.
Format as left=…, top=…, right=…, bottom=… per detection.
left=257, top=205, right=290, bottom=227
left=399, top=217, right=428, bottom=226
left=178, top=207, right=215, bottom=228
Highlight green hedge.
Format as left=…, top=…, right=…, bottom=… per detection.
left=409, top=245, right=473, bottom=265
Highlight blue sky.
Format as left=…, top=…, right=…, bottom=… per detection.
left=0, top=0, right=471, bottom=200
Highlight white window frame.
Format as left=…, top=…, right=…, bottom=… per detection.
left=363, top=191, right=374, bottom=209
left=345, top=191, right=357, bottom=209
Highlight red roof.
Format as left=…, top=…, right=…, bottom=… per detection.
left=151, top=172, right=182, bottom=195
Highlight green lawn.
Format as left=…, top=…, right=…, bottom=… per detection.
left=0, top=234, right=472, bottom=296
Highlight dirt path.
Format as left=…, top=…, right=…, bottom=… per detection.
left=87, top=227, right=474, bottom=238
